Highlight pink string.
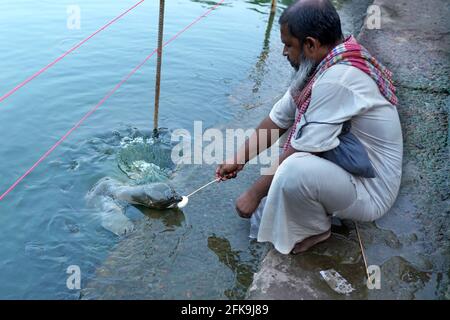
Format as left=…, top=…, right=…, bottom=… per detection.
left=0, top=0, right=145, bottom=103
left=0, top=0, right=225, bottom=201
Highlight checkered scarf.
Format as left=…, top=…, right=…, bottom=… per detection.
left=284, top=35, right=397, bottom=151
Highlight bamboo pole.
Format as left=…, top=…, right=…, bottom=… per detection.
left=271, top=0, right=276, bottom=13
left=355, top=222, right=371, bottom=282
left=154, top=0, right=165, bottom=137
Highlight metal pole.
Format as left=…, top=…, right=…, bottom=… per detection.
left=154, top=0, right=165, bottom=137
left=271, top=0, right=276, bottom=13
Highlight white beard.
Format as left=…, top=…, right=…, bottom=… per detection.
left=289, top=57, right=316, bottom=96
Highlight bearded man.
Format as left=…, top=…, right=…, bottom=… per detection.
left=216, top=0, right=402, bottom=255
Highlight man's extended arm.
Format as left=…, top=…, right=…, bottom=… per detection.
left=234, top=144, right=297, bottom=218
left=216, top=115, right=287, bottom=180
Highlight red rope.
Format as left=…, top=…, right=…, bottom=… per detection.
left=0, top=0, right=225, bottom=201
left=0, top=0, right=145, bottom=104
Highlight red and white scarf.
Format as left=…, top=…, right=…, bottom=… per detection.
left=284, top=35, right=397, bottom=151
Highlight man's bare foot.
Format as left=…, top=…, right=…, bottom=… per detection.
left=291, top=229, right=332, bottom=255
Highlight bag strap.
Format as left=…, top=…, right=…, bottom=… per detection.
left=295, top=115, right=349, bottom=140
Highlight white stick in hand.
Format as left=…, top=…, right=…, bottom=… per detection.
left=176, top=178, right=221, bottom=208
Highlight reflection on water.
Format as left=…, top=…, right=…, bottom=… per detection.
left=250, top=9, right=276, bottom=94
left=132, top=205, right=186, bottom=230
left=208, top=235, right=257, bottom=299
left=189, top=0, right=233, bottom=8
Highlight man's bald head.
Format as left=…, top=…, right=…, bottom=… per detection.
left=279, top=0, right=343, bottom=48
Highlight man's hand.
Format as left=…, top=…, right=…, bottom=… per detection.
left=216, top=160, right=244, bottom=181
left=215, top=116, right=286, bottom=181
left=236, top=189, right=262, bottom=218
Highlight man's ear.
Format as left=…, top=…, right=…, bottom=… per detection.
left=302, top=37, right=321, bottom=57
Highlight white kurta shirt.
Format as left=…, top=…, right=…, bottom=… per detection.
left=269, top=64, right=403, bottom=215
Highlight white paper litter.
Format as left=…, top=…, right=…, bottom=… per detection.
left=320, top=269, right=355, bottom=295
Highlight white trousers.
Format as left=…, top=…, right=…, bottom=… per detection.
left=252, top=152, right=381, bottom=254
